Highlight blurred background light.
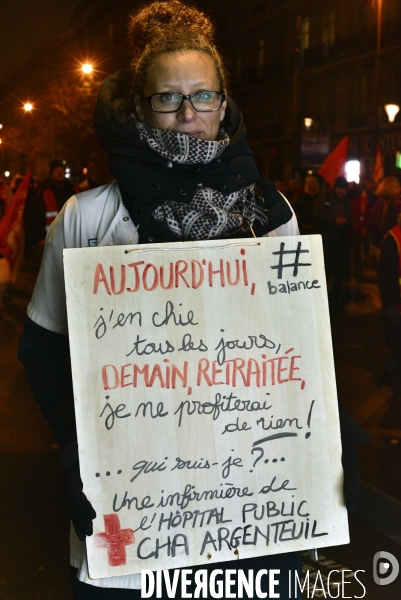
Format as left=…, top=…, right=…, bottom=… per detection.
left=345, top=160, right=360, bottom=183
left=384, top=104, right=400, bottom=123
left=81, top=63, right=93, bottom=74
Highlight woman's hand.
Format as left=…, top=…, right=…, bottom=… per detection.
left=64, top=460, right=97, bottom=541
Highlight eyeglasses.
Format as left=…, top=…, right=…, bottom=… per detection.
left=144, top=91, right=226, bottom=113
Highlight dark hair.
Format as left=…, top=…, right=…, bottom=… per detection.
left=334, top=176, right=348, bottom=190
left=49, top=159, right=65, bottom=173
left=127, top=0, right=229, bottom=94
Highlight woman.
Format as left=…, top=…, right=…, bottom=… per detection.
left=19, top=2, right=301, bottom=598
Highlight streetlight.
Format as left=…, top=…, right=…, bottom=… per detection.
left=384, top=104, right=400, bottom=123
left=81, top=63, right=93, bottom=74
left=23, top=102, right=33, bottom=112
left=304, top=118, right=313, bottom=129
left=4, top=171, right=10, bottom=178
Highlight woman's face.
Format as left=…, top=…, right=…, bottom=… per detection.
left=135, top=51, right=227, bottom=141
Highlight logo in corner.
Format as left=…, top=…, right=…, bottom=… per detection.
left=373, top=551, right=399, bottom=586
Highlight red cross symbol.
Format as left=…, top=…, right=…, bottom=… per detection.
left=95, top=514, right=134, bottom=567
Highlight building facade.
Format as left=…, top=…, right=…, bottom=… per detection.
left=205, top=0, right=401, bottom=181
left=1, top=0, right=400, bottom=182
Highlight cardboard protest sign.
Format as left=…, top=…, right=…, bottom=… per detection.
left=64, top=235, right=349, bottom=580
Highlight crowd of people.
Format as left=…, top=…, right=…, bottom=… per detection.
left=2, top=163, right=401, bottom=391
left=277, top=174, right=401, bottom=309
left=2, top=161, right=401, bottom=367
left=0, top=159, right=107, bottom=258
left=278, top=172, right=401, bottom=398
left=0, top=160, right=108, bottom=311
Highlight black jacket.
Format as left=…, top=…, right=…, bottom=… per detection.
left=313, top=191, right=354, bottom=243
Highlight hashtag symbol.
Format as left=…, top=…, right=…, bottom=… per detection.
left=271, top=242, right=311, bottom=279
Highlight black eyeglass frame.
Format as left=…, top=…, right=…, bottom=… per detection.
left=144, top=91, right=226, bottom=113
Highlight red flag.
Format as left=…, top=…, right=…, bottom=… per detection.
left=318, top=136, right=349, bottom=188
left=0, top=167, right=32, bottom=281
left=372, top=144, right=384, bottom=183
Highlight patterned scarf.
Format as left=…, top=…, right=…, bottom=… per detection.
left=135, top=119, right=268, bottom=240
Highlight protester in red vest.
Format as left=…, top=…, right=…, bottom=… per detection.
left=28, top=160, right=79, bottom=248
left=378, top=204, right=401, bottom=395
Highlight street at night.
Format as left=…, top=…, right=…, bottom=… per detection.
left=1, top=1, right=401, bottom=599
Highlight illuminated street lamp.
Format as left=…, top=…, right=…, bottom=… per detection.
left=81, top=63, right=93, bottom=74
left=384, top=104, right=400, bottom=123
left=4, top=171, right=10, bottom=178
left=23, top=102, right=33, bottom=112
left=304, top=117, right=313, bottom=129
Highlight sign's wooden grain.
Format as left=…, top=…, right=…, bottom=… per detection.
left=64, top=235, right=349, bottom=579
